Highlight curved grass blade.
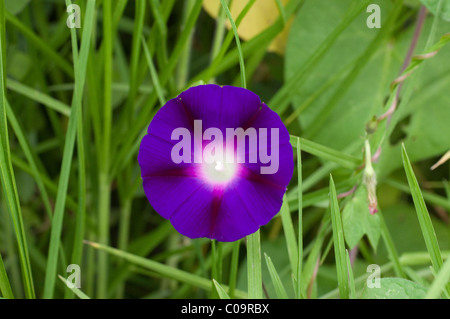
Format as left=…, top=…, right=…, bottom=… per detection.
left=97, top=0, right=113, bottom=299
left=425, top=256, right=450, bottom=299
left=6, top=101, right=53, bottom=218
left=270, top=0, right=370, bottom=114
left=84, top=241, right=247, bottom=298
left=43, top=0, right=96, bottom=298
left=294, top=137, right=303, bottom=299
left=220, top=0, right=246, bottom=88
left=141, top=36, right=165, bottom=106
left=305, top=0, right=404, bottom=138
left=0, top=0, right=35, bottom=299
left=378, top=210, right=406, bottom=278
left=6, top=80, right=71, bottom=116
left=5, top=11, right=73, bottom=78
left=227, top=240, right=240, bottom=299
left=58, top=275, right=91, bottom=299
left=290, top=136, right=360, bottom=170
left=280, top=195, right=298, bottom=287
left=345, top=250, right=356, bottom=299
left=213, top=279, right=231, bottom=299
left=191, top=0, right=304, bottom=85
left=0, top=253, right=14, bottom=299
left=329, top=175, right=349, bottom=299
left=264, top=253, right=289, bottom=299
left=401, top=144, right=450, bottom=296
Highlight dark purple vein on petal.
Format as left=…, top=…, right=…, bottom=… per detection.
left=165, top=183, right=205, bottom=220
left=209, top=187, right=224, bottom=238
left=238, top=166, right=286, bottom=191
left=142, top=166, right=201, bottom=178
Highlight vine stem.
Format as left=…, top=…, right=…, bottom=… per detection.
left=379, top=6, right=427, bottom=126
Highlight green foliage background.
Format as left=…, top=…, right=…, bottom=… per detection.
left=0, top=0, right=449, bottom=299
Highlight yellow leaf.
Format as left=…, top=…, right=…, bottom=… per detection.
left=203, top=0, right=292, bottom=55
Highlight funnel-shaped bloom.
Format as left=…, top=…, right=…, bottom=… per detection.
left=138, top=84, right=293, bottom=241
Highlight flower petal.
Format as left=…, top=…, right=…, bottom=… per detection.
left=211, top=177, right=286, bottom=241
left=138, top=84, right=294, bottom=242
left=179, top=84, right=263, bottom=131
left=241, top=102, right=294, bottom=188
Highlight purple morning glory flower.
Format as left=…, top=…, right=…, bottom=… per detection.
left=138, top=84, right=294, bottom=242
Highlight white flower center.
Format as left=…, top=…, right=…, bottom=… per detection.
left=202, top=159, right=237, bottom=184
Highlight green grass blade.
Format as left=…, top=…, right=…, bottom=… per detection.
left=0, top=0, right=35, bottom=299
left=97, top=0, right=113, bottom=299
left=110, top=0, right=203, bottom=166
left=425, top=256, right=450, bottom=299
left=247, top=230, right=263, bottom=299
left=280, top=195, right=298, bottom=286
left=149, top=0, right=167, bottom=39
left=112, top=0, right=129, bottom=31
left=10, top=155, right=78, bottom=212
left=5, top=11, right=73, bottom=78
left=176, top=0, right=196, bottom=89
left=300, top=216, right=329, bottom=298
left=329, top=175, right=349, bottom=299
left=212, top=279, right=231, bottom=299
left=264, top=253, right=289, bottom=299
left=43, top=0, right=96, bottom=298
left=58, top=275, right=91, bottom=300
left=227, top=240, right=240, bottom=299
left=123, top=0, right=146, bottom=124
left=192, top=0, right=304, bottom=84
left=290, top=136, right=360, bottom=170
left=210, top=240, right=219, bottom=299
left=386, top=178, right=450, bottom=211
left=85, top=241, right=247, bottom=298
left=66, top=59, right=89, bottom=298
left=320, top=250, right=450, bottom=299
left=6, top=101, right=53, bottom=218
left=401, top=144, right=450, bottom=295
left=220, top=0, right=247, bottom=88
left=284, top=61, right=352, bottom=126
left=107, top=222, right=173, bottom=295
left=209, top=0, right=228, bottom=64
left=378, top=210, right=406, bottom=278
left=0, top=253, right=14, bottom=299
left=270, top=0, right=369, bottom=114
left=345, top=250, right=356, bottom=299
left=295, top=137, right=304, bottom=298
left=6, top=80, right=71, bottom=116
left=157, top=0, right=203, bottom=87
left=305, top=0, right=403, bottom=138
left=275, top=0, right=287, bottom=25
left=207, top=0, right=256, bottom=83
left=141, top=36, right=165, bottom=106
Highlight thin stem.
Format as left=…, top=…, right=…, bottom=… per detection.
left=382, top=6, right=427, bottom=126
left=220, top=0, right=246, bottom=89
left=176, top=0, right=195, bottom=89
left=296, top=138, right=303, bottom=299
left=97, top=0, right=113, bottom=299
left=228, top=240, right=240, bottom=298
